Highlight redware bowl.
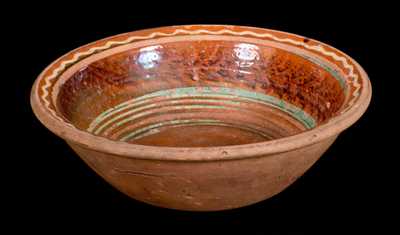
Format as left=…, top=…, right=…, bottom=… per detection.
left=31, top=25, right=371, bottom=211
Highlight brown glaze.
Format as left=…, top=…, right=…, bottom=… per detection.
left=58, top=40, right=344, bottom=131
left=31, top=25, right=371, bottom=211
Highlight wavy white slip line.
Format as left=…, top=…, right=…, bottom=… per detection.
left=40, top=28, right=360, bottom=124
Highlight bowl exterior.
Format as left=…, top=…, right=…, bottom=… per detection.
left=67, top=134, right=337, bottom=211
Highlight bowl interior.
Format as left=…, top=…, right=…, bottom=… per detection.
left=56, top=39, right=346, bottom=147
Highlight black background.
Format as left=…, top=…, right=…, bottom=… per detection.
left=9, top=2, right=397, bottom=233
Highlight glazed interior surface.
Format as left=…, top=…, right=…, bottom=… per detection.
left=57, top=40, right=346, bottom=147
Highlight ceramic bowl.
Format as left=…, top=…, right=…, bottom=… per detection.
left=31, top=25, right=371, bottom=211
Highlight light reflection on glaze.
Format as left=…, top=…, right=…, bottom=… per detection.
left=233, top=43, right=260, bottom=68
left=137, top=45, right=162, bottom=69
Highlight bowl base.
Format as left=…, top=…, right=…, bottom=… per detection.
left=131, top=123, right=270, bottom=147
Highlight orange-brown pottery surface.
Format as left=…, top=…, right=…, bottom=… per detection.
left=31, top=25, right=371, bottom=211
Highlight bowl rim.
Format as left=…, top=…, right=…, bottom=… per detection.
left=30, top=24, right=372, bottom=161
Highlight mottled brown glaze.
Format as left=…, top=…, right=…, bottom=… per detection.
left=31, top=25, right=371, bottom=211
left=58, top=40, right=344, bottom=130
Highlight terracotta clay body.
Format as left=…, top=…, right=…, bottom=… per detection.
left=31, top=25, right=371, bottom=211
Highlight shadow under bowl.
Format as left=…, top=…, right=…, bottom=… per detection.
left=31, top=25, right=371, bottom=211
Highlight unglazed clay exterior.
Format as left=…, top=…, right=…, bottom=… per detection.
left=31, top=25, right=371, bottom=211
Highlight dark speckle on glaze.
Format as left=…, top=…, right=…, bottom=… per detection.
left=57, top=40, right=345, bottom=146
